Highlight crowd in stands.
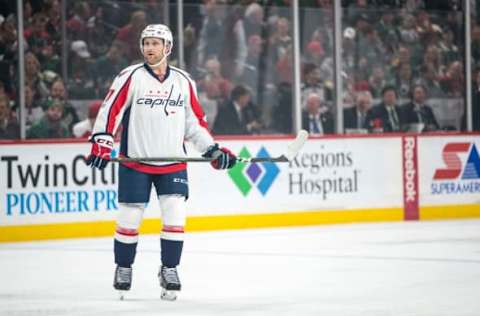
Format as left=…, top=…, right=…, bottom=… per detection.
left=0, top=0, right=478, bottom=140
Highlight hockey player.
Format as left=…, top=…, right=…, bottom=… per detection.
left=86, top=24, right=237, bottom=300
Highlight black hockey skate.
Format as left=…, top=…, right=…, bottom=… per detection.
left=113, top=266, right=132, bottom=300
left=158, top=266, right=181, bottom=301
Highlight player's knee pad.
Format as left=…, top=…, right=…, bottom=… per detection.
left=158, top=194, right=186, bottom=241
left=115, top=203, right=145, bottom=244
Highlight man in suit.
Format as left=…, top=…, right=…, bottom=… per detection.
left=213, top=84, right=262, bottom=135
left=343, top=90, right=372, bottom=132
left=365, top=86, right=405, bottom=133
left=401, top=84, right=440, bottom=132
left=301, top=93, right=334, bottom=135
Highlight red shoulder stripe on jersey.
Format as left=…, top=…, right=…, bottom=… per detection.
left=188, top=82, right=209, bottom=130
left=120, top=161, right=187, bottom=174
left=106, top=77, right=132, bottom=133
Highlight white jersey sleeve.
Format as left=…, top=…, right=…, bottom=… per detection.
left=91, top=64, right=142, bottom=136
left=182, top=76, right=215, bottom=153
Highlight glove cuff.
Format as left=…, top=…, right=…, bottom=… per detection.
left=90, top=133, right=114, bottom=148
left=202, top=143, right=220, bottom=158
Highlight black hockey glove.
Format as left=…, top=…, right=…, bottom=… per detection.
left=202, top=143, right=237, bottom=170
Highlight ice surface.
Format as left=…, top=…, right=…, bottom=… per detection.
left=1, top=220, right=480, bottom=316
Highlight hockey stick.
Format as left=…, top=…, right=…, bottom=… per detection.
left=112, top=130, right=309, bottom=164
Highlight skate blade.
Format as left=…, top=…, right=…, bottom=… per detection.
left=161, top=289, right=178, bottom=301
left=118, top=290, right=127, bottom=300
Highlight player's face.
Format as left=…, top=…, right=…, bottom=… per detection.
left=142, top=37, right=166, bottom=65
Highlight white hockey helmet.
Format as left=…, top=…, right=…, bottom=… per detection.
left=139, top=24, right=173, bottom=56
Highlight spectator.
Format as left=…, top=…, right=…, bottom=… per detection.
left=0, top=94, right=19, bottom=139
left=393, top=63, right=414, bottom=99
left=401, top=84, right=440, bottom=132
left=48, top=78, right=79, bottom=130
left=440, top=60, right=464, bottom=97
left=28, top=99, right=71, bottom=138
left=301, top=92, right=334, bottom=135
left=268, top=17, right=292, bottom=67
left=24, top=13, right=51, bottom=54
left=24, top=52, right=50, bottom=100
left=301, top=63, right=327, bottom=108
left=418, top=63, right=445, bottom=98
left=197, top=58, right=232, bottom=126
left=243, top=2, right=265, bottom=39
left=93, top=41, right=128, bottom=96
left=198, top=58, right=231, bottom=103
left=219, top=5, right=248, bottom=79
left=213, top=84, right=262, bottom=135
left=69, top=41, right=95, bottom=99
left=115, top=10, right=147, bottom=62
left=344, top=90, right=372, bottom=132
left=72, top=100, right=101, bottom=138
left=365, top=86, right=405, bottom=132
left=304, top=40, right=325, bottom=68
left=67, top=1, right=91, bottom=41
left=438, top=28, right=460, bottom=65
left=12, top=85, right=44, bottom=129
left=237, top=34, right=264, bottom=100
left=37, top=39, right=60, bottom=74
left=368, top=65, right=388, bottom=98
left=196, top=0, right=226, bottom=67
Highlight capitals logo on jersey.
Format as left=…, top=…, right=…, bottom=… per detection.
left=136, top=85, right=185, bottom=115
left=431, top=142, right=480, bottom=195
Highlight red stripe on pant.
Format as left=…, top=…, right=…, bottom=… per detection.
left=116, top=227, right=139, bottom=237
left=162, top=225, right=185, bottom=233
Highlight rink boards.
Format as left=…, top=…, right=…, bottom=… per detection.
left=0, top=133, right=479, bottom=242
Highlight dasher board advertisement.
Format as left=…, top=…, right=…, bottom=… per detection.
left=1, top=137, right=403, bottom=226
left=418, top=135, right=480, bottom=206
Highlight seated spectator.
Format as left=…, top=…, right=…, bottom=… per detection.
left=401, top=84, right=440, bottom=132
left=302, top=93, right=334, bottom=135
left=24, top=13, right=51, bottom=54
left=0, top=94, right=19, bottom=139
left=198, top=58, right=231, bottom=103
left=344, top=90, right=372, bottom=132
left=72, top=100, right=101, bottom=138
left=47, top=78, right=80, bottom=130
left=301, top=63, right=327, bottom=108
left=213, top=84, right=262, bottom=135
left=28, top=99, right=71, bottom=138
left=304, top=40, right=325, bottom=68
left=365, top=86, right=405, bottom=133
left=368, top=65, right=388, bottom=98
left=25, top=52, right=50, bottom=100
left=12, top=85, right=44, bottom=129
left=440, top=61, right=464, bottom=97
left=37, top=39, right=61, bottom=74
left=393, top=63, right=414, bottom=99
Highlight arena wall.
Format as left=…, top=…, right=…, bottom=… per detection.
left=1, top=133, right=479, bottom=242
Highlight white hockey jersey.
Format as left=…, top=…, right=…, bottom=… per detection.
left=92, top=63, right=215, bottom=174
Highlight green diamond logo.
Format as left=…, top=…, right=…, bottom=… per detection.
left=227, top=147, right=252, bottom=196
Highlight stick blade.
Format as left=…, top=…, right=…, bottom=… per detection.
left=285, top=130, right=309, bottom=161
